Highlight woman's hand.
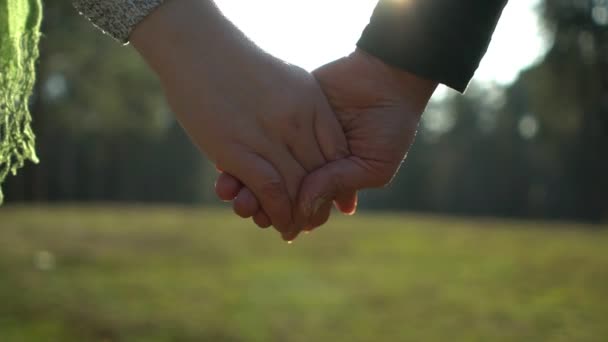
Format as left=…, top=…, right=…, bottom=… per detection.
left=130, top=0, right=350, bottom=238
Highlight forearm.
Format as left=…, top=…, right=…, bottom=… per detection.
left=72, top=0, right=256, bottom=84
left=128, top=0, right=274, bottom=98
left=129, top=0, right=230, bottom=82
left=357, top=0, right=508, bottom=92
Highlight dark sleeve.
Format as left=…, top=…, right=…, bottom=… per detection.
left=357, top=0, right=508, bottom=92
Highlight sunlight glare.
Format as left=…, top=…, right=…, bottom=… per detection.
left=215, top=0, right=549, bottom=87
left=215, top=0, right=377, bottom=70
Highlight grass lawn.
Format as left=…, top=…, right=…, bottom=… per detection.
left=0, top=206, right=606, bottom=341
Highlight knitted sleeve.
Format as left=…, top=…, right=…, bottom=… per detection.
left=72, top=0, right=165, bottom=43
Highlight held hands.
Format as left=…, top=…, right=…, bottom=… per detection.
left=216, top=49, right=437, bottom=240
left=132, top=0, right=437, bottom=240
left=131, top=0, right=354, bottom=239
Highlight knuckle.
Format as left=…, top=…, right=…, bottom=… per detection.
left=328, top=171, right=345, bottom=192
left=258, top=179, right=286, bottom=202
left=282, top=113, right=304, bottom=133
left=328, top=145, right=350, bottom=161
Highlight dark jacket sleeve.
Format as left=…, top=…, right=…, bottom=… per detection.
left=357, top=0, right=508, bottom=92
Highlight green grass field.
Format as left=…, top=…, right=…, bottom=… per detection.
left=0, top=206, right=606, bottom=341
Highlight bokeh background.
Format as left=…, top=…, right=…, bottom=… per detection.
left=1, top=1, right=607, bottom=341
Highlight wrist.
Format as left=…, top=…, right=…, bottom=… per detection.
left=130, top=0, right=262, bottom=85
left=351, top=48, right=438, bottom=112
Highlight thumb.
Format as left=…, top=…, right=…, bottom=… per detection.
left=296, top=156, right=377, bottom=225
left=298, top=90, right=358, bottom=230
left=335, top=191, right=358, bottom=216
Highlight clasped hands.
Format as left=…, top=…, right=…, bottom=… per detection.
left=132, top=0, right=437, bottom=241
left=213, top=50, right=437, bottom=241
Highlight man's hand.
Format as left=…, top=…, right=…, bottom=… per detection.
left=294, top=49, right=437, bottom=231
left=216, top=49, right=437, bottom=239
left=131, top=0, right=350, bottom=238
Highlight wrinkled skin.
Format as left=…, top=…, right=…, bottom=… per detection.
left=216, top=49, right=437, bottom=240
left=131, top=0, right=354, bottom=239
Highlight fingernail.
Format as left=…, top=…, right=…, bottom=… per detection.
left=282, top=228, right=299, bottom=242
left=346, top=203, right=358, bottom=216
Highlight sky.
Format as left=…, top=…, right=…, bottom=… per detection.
left=215, top=0, right=551, bottom=89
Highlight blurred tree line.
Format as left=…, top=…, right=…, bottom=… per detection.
left=4, top=0, right=607, bottom=222
left=365, top=0, right=608, bottom=222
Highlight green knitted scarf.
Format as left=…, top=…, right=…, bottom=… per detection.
left=0, top=0, right=42, bottom=204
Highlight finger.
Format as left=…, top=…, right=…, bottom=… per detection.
left=215, top=172, right=242, bottom=201
left=219, top=150, right=295, bottom=233
left=315, top=95, right=360, bottom=217
left=284, top=120, right=327, bottom=174
left=217, top=162, right=300, bottom=234
left=334, top=191, right=358, bottom=215
left=304, top=200, right=333, bottom=232
left=254, top=143, right=309, bottom=236
left=311, top=68, right=359, bottom=219
left=233, top=187, right=259, bottom=218
left=313, top=90, right=350, bottom=162
left=297, top=156, right=381, bottom=223
left=282, top=229, right=301, bottom=242
left=291, top=94, right=351, bottom=231
left=283, top=131, right=328, bottom=234
left=253, top=211, right=272, bottom=229
left=216, top=172, right=270, bottom=228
